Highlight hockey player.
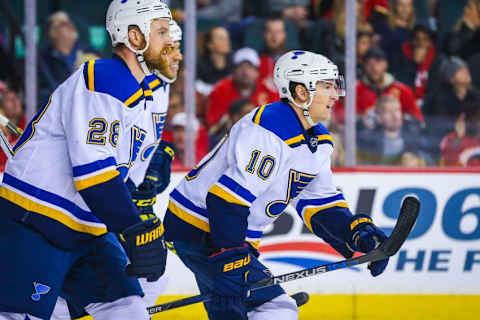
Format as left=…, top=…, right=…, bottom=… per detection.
left=49, top=19, right=184, bottom=320
left=162, top=50, right=390, bottom=320
left=0, top=1, right=173, bottom=319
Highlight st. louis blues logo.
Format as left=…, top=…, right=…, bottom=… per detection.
left=31, top=282, right=51, bottom=302
left=291, top=51, right=305, bottom=59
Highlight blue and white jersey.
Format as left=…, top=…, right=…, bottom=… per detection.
left=164, top=101, right=352, bottom=250
left=119, top=74, right=170, bottom=187
left=0, top=57, right=153, bottom=248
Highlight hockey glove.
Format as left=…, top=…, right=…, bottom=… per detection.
left=127, top=179, right=156, bottom=216
left=141, top=140, right=175, bottom=195
left=348, top=214, right=389, bottom=277
left=208, top=244, right=251, bottom=314
left=119, top=216, right=167, bottom=282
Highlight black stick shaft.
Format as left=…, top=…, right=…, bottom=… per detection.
left=147, top=196, right=419, bottom=315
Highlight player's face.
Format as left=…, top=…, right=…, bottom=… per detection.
left=309, top=80, right=339, bottom=122
left=161, top=41, right=183, bottom=80
left=144, top=19, right=172, bottom=75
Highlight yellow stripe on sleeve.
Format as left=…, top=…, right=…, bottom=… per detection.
left=87, top=60, right=95, bottom=91
left=302, top=201, right=349, bottom=232
left=149, top=79, right=161, bottom=89
left=253, top=105, right=266, bottom=124
left=168, top=201, right=210, bottom=232
left=0, top=187, right=107, bottom=236
left=285, top=134, right=305, bottom=145
left=317, top=134, right=334, bottom=143
left=208, top=184, right=249, bottom=206
left=74, top=170, right=120, bottom=191
left=124, top=89, right=143, bottom=107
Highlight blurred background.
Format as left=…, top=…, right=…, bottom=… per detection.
left=0, top=1, right=479, bottom=319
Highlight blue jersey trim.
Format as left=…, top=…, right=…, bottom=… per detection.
left=72, top=157, right=116, bottom=177
left=296, top=193, right=345, bottom=216
left=246, top=229, right=262, bottom=239
left=252, top=101, right=332, bottom=149
left=2, top=173, right=101, bottom=223
left=218, top=175, right=256, bottom=203
left=82, top=57, right=145, bottom=108
left=170, top=189, right=208, bottom=218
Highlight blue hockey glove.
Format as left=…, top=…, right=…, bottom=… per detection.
left=208, top=244, right=251, bottom=314
left=348, top=214, right=389, bottom=277
left=141, top=140, right=175, bottom=195
left=119, top=216, right=167, bottom=282
left=127, top=179, right=156, bottom=216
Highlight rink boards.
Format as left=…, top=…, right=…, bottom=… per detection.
left=152, top=168, right=480, bottom=319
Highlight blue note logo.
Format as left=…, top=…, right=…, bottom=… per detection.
left=291, top=51, right=305, bottom=60
left=31, top=282, right=51, bottom=302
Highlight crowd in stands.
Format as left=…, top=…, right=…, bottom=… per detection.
left=1, top=0, right=480, bottom=169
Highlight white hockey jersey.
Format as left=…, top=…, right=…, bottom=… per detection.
left=164, top=101, right=352, bottom=250
left=117, top=73, right=170, bottom=186
left=0, top=57, right=155, bottom=248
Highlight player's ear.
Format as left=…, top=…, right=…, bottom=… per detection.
left=294, top=84, right=308, bottom=103
left=128, top=26, right=146, bottom=51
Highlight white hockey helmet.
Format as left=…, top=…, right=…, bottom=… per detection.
left=273, top=50, right=345, bottom=125
left=170, top=19, right=182, bottom=42
left=106, top=0, right=172, bottom=55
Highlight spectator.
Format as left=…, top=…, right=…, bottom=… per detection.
left=375, top=0, right=416, bottom=64
left=196, top=26, right=233, bottom=96
left=356, top=31, right=374, bottom=79
left=39, top=11, right=99, bottom=104
left=309, top=0, right=374, bottom=72
left=357, top=95, right=422, bottom=165
left=209, top=98, right=255, bottom=147
left=0, top=85, right=26, bottom=172
left=228, top=98, right=255, bottom=127
left=439, top=113, right=480, bottom=166
left=334, top=47, right=423, bottom=128
left=205, top=47, right=279, bottom=132
left=446, top=0, right=480, bottom=61
left=391, top=24, right=437, bottom=107
left=423, top=57, right=480, bottom=141
left=168, top=112, right=209, bottom=170
left=400, top=150, right=425, bottom=167
left=258, top=17, right=288, bottom=88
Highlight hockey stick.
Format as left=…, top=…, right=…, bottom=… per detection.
left=0, top=128, right=14, bottom=158
left=0, top=113, right=24, bottom=137
left=0, top=114, right=23, bottom=158
left=147, top=196, right=420, bottom=315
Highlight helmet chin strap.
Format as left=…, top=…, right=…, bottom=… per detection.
left=291, top=91, right=317, bottom=127
left=154, top=70, right=176, bottom=83
left=136, top=53, right=153, bottom=75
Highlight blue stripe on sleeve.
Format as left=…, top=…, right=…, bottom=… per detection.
left=170, top=189, right=208, bottom=218
left=72, top=157, right=116, bottom=177
left=218, top=175, right=256, bottom=203
left=296, top=193, right=345, bottom=216
left=2, top=173, right=101, bottom=223
left=246, top=229, right=263, bottom=239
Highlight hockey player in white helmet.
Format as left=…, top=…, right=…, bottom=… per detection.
left=126, top=17, right=184, bottom=310
left=0, top=1, right=174, bottom=320
left=162, top=50, right=389, bottom=320
left=51, top=12, right=184, bottom=320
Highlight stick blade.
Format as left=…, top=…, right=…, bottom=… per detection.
left=380, top=196, right=420, bottom=256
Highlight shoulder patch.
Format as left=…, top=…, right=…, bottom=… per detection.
left=82, top=58, right=145, bottom=108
